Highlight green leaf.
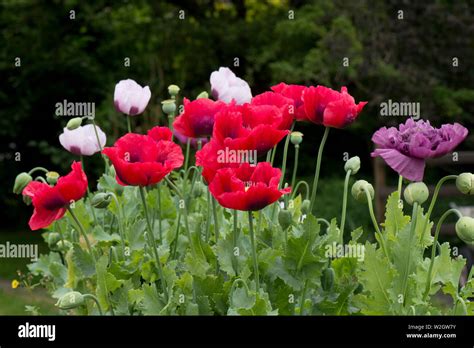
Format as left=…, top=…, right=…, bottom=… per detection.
left=383, top=192, right=410, bottom=241
left=95, top=255, right=111, bottom=311
left=71, top=244, right=95, bottom=277
left=142, top=283, right=165, bottom=315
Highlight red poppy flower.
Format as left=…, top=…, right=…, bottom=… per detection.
left=302, top=86, right=367, bottom=128
left=172, top=98, right=227, bottom=138
left=22, top=161, right=88, bottom=230
left=102, top=126, right=183, bottom=186
left=271, top=83, right=307, bottom=121
left=212, top=105, right=289, bottom=156
left=248, top=91, right=294, bottom=130
left=208, top=162, right=291, bottom=211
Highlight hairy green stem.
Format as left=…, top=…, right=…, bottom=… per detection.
left=290, top=144, right=300, bottom=191
left=309, top=127, right=330, bottom=212
left=365, top=190, right=388, bottom=259
left=340, top=169, right=352, bottom=240
left=248, top=211, right=260, bottom=290
left=401, top=202, right=418, bottom=306
left=67, top=206, right=95, bottom=261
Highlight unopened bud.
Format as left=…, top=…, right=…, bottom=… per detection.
left=66, top=117, right=82, bottom=130
left=91, top=192, right=112, bottom=209
left=47, top=232, right=61, bottom=247
left=196, top=91, right=209, bottom=99
left=56, top=291, right=85, bottom=310
left=344, top=156, right=360, bottom=175
left=403, top=182, right=429, bottom=205
left=301, top=199, right=311, bottom=215
left=456, top=216, right=474, bottom=244
left=278, top=209, right=292, bottom=230
left=13, top=172, right=32, bottom=194
left=351, top=180, right=374, bottom=203
left=456, top=173, right=474, bottom=195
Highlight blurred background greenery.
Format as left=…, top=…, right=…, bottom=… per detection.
left=0, top=0, right=473, bottom=314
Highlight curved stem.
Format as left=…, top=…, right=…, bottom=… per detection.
left=28, top=167, right=49, bottom=176
left=317, top=218, right=331, bottom=229
left=34, top=176, right=47, bottom=183
left=309, top=127, right=330, bottom=212
left=109, top=193, right=126, bottom=257
left=365, top=190, right=388, bottom=259
left=291, top=180, right=310, bottom=200
left=290, top=144, right=300, bottom=191
left=270, top=145, right=277, bottom=165
left=139, top=187, right=168, bottom=300
left=340, top=169, right=352, bottom=239
left=401, top=202, right=418, bottom=306
left=423, top=208, right=462, bottom=300
left=248, top=211, right=260, bottom=290
left=83, top=294, right=103, bottom=315
left=279, top=122, right=295, bottom=188
left=67, top=206, right=95, bottom=261
left=419, top=175, right=458, bottom=243
left=299, top=279, right=309, bottom=315
left=184, top=138, right=191, bottom=172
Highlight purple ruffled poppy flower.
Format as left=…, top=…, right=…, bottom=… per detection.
left=371, top=118, right=468, bottom=181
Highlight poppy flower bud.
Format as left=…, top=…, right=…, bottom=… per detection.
left=351, top=180, right=374, bottom=203
left=66, top=117, right=83, bottom=130
left=56, top=240, right=73, bottom=252
left=196, top=91, right=209, bottom=99
left=46, top=171, right=60, bottom=185
left=278, top=209, right=292, bottom=230
left=47, top=232, right=61, bottom=247
left=321, top=267, right=335, bottom=291
left=91, top=192, right=112, bottom=209
left=161, top=99, right=176, bottom=115
left=56, top=291, right=85, bottom=310
left=455, top=217, right=474, bottom=244
left=456, top=173, right=474, bottom=195
left=290, top=131, right=303, bottom=146
left=192, top=181, right=205, bottom=198
left=403, top=182, right=429, bottom=206
left=13, top=172, right=32, bottom=194
left=168, top=84, right=180, bottom=97
left=301, top=199, right=311, bottom=215
left=344, top=156, right=361, bottom=175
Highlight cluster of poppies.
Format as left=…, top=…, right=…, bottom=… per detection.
left=15, top=66, right=469, bottom=232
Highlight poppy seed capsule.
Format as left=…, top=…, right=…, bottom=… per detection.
left=403, top=182, right=429, bottom=205
left=168, top=84, right=180, bottom=97
left=290, top=131, right=303, bottom=145
left=56, top=291, right=85, bottom=310
left=301, top=199, right=311, bottom=215
left=456, top=173, right=474, bottom=195
left=351, top=180, right=374, bottom=203
left=196, top=91, right=209, bottom=99
left=344, top=156, right=360, bottom=175
left=278, top=209, right=292, bottom=230
left=455, top=217, right=474, bottom=244
left=161, top=100, right=176, bottom=115
left=91, top=192, right=112, bottom=209
left=13, top=172, right=32, bottom=194
left=321, top=267, right=335, bottom=291
left=46, top=171, right=60, bottom=185
left=66, top=117, right=82, bottom=130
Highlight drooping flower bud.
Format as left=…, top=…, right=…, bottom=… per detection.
left=403, top=182, right=429, bottom=205
left=66, top=117, right=83, bottom=130
left=47, top=232, right=61, bottom=247
left=13, top=172, right=32, bottom=194
left=91, top=192, right=112, bottom=209
left=161, top=99, right=177, bottom=115
left=344, top=156, right=361, bottom=175
left=455, top=217, right=474, bottom=244
left=456, top=173, right=474, bottom=195
left=196, top=91, right=209, bottom=99
left=168, top=84, right=180, bottom=97
left=192, top=181, right=205, bottom=198
left=46, top=171, right=59, bottom=185
left=56, top=291, right=85, bottom=310
left=301, top=199, right=311, bottom=215
left=351, top=180, right=374, bottom=203
left=290, top=131, right=303, bottom=146
left=56, top=240, right=73, bottom=252
left=278, top=209, right=292, bottom=230
left=321, top=267, right=335, bottom=291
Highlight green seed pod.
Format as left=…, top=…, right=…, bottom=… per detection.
left=351, top=180, right=374, bottom=203
left=56, top=291, right=85, bottom=310
left=161, top=99, right=177, bottom=115
left=301, top=199, right=311, bottom=215
left=344, top=156, right=361, bottom=175
left=46, top=171, right=60, bottom=185
left=196, top=91, right=209, bottom=99
left=321, top=267, right=335, bottom=291
left=47, top=232, right=61, bottom=247
left=403, top=182, right=429, bottom=205
left=456, top=173, right=474, bottom=195
left=66, top=117, right=83, bottom=130
left=290, top=131, right=303, bottom=146
left=91, top=192, right=112, bottom=209
left=455, top=217, right=474, bottom=244
left=278, top=209, right=292, bottom=230
left=56, top=240, right=73, bottom=252
left=13, top=172, right=32, bottom=194
left=168, top=84, right=180, bottom=97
